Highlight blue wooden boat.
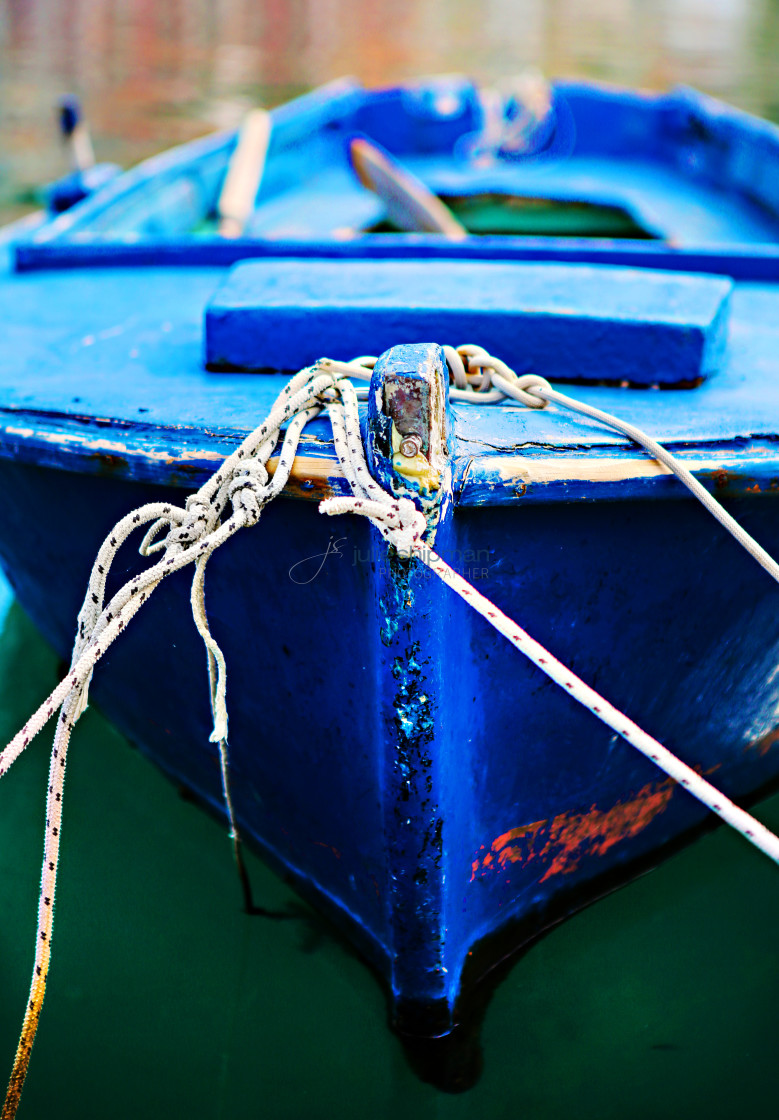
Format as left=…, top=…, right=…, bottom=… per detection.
left=19, top=75, right=779, bottom=270
left=5, top=76, right=779, bottom=1089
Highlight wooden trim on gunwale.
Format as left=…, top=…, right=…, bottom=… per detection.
left=1, top=412, right=779, bottom=505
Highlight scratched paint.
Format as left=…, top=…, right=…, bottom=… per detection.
left=470, top=777, right=676, bottom=885
left=496, top=453, right=719, bottom=485
left=391, top=637, right=437, bottom=806
left=0, top=417, right=345, bottom=499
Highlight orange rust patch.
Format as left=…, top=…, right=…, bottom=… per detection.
left=751, top=725, right=779, bottom=758
left=314, top=840, right=342, bottom=860
left=470, top=777, right=675, bottom=884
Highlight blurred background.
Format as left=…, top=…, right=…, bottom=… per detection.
left=2, top=0, right=779, bottom=224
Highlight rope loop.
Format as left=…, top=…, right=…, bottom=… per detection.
left=320, top=494, right=427, bottom=555
left=451, top=344, right=496, bottom=393
left=507, top=372, right=553, bottom=408
left=10, top=338, right=779, bottom=1120
left=313, top=355, right=376, bottom=384
left=443, top=345, right=469, bottom=390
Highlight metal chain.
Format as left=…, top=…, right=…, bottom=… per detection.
left=441, top=344, right=779, bottom=586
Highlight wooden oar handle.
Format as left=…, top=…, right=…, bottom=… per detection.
left=218, top=109, right=271, bottom=238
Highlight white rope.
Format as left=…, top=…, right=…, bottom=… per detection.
left=438, top=344, right=779, bottom=585
left=314, top=360, right=779, bottom=866
left=0, top=360, right=353, bottom=1120
left=326, top=342, right=779, bottom=587
left=4, top=342, right=779, bottom=1118
left=411, top=543, right=779, bottom=862
left=530, top=383, right=779, bottom=584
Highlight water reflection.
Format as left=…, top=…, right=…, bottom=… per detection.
left=0, top=0, right=777, bottom=218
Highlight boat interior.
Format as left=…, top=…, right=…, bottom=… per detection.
left=23, top=75, right=779, bottom=255
left=3, top=74, right=779, bottom=511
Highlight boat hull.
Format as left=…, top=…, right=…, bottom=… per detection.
left=3, top=448, right=779, bottom=1039
left=6, top=72, right=779, bottom=1076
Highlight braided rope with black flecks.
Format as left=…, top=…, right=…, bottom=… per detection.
left=0, top=360, right=371, bottom=1120
left=319, top=379, right=779, bottom=866
left=321, top=354, right=779, bottom=868
left=5, top=344, right=779, bottom=1117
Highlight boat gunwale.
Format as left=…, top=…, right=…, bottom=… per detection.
left=2, top=406, right=779, bottom=505
left=16, top=238, right=779, bottom=283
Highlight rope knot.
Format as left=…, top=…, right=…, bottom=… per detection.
left=226, top=460, right=272, bottom=527
left=511, top=372, right=553, bottom=408
left=444, top=344, right=551, bottom=407
left=163, top=497, right=213, bottom=554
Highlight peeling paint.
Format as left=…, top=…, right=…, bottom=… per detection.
left=1, top=418, right=343, bottom=497
left=390, top=421, right=441, bottom=497
left=496, top=454, right=719, bottom=485
left=6, top=424, right=176, bottom=463
left=470, top=777, right=675, bottom=884
left=366, top=348, right=451, bottom=548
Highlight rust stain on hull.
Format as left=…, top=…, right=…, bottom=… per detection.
left=751, top=725, right=779, bottom=758
left=470, top=777, right=675, bottom=884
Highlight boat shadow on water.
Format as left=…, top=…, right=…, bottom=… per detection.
left=3, top=597, right=779, bottom=1117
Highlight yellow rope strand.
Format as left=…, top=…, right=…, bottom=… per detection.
left=0, top=364, right=346, bottom=1118
left=2, top=696, right=74, bottom=1119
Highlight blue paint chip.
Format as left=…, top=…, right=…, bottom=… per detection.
left=204, top=259, right=732, bottom=385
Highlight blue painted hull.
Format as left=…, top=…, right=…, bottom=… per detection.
left=2, top=454, right=779, bottom=1037
left=4, top=77, right=779, bottom=1055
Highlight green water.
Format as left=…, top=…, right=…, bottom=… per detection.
left=3, top=4, right=779, bottom=1112
left=1, top=599, right=778, bottom=1119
